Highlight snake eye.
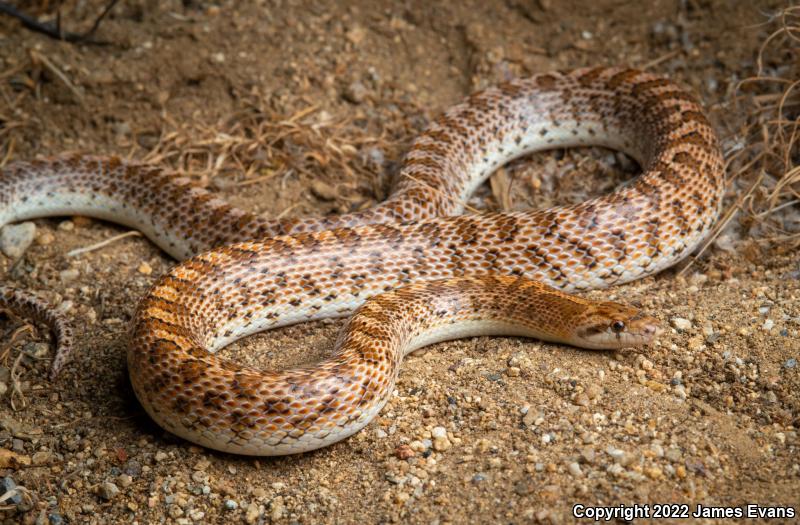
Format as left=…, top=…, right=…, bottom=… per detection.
left=611, top=320, right=626, bottom=333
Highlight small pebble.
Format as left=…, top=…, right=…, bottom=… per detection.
left=0, top=222, right=36, bottom=259
left=24, top=342, right=50, bottom=359
left=395, top=444, right=415, bottom=460
left=117, top=474, right=132, bottom=488
left=644, top=466, right=663, bottom=479
left=270, top=496, right=285, bottom=521
left=97, top=481, right=120, bottom=501
left=431, top=427, right=447, bottom=439
left=224, top=499, right=238, bottom=510
left=671, top=317, right=692, bottom=331
left=567, top=462, right=583, bottom=476
left=785, top=358, right=797, bottom=369
left=762, top=319, right=774, bottom=331
left=0, top=476, right=21, bottom=505
left=36, top=231, right=55, bottom=246
left=245, top=502, right=260, bottom=524
left=409, top=440, right=428, bottom=452
left=343, top=81, right=368, bottom=103
left=138, top=262, right=153, bottom=275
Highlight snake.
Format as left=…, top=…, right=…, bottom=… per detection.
left=0, top=67, right=724, bottom=455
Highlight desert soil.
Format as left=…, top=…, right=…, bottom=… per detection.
left=0, top=0, right=798, bottom=524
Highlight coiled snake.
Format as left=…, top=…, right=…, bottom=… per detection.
left=0, top=67, right=723, bottom=455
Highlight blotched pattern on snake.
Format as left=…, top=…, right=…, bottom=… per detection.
left=0, top=67, right=723, bottom=454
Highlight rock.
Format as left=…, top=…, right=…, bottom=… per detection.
left=36, top=231, right=55, bottom=246
left=395, top=444, right=415, bottom=460
left=123, top=459, right=142, bottom=476
left=343, top=81, right=368, bottom=104
left=31, top=449, right=52, bottom=465
left=567, top=462, right=583, bottom=476
left=644, top=466, right=663, bottom=479
left=575, top=393, right=590, bottom=407
left=431, top=427, right=447, bottom=439
left=154, top=451, right=168, bottom=462
left=24, top=342, right=50, bottom=360
left=785, top=358, right=797, bottom=369
left=522, top=410, right=539, bottom=427
left=59, top=268, right=80, bottom=283
left=117, top=474, right=132, bottom=488
left=224, top=499, right=238, bottom=510
left=432, top=435, right=451, bottom=451
left=0, top=477, right=21, bottom=505
left=763, top=319, right=774, bottom=331
left=245, top=502, right=260, bottom=524
left=270, top=496, right=285, bottom=521
left=137, top=262, right=153, bottom=275
left=0, top=449, right=31, bottom=468
left=409, top=440, right=428, bottom=452
left=687, top=336, right=705, bottom=351
left=586, top=383, right=603, bottom=400
left=0, top=222, right=36, bottom=259
left=671, top=317, right=693, bottom=331
left=167, top=504, right=183, bottom=518
left=475, top=438, right=492, bottom=454
left=97, top=481, right=120, bottom=501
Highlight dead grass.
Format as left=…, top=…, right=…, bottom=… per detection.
left=727, top=5, right=800, bottom=245
left=140, top=88, right=409, bottom=212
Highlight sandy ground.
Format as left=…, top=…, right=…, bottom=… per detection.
left=0, top=0, right=798, bottom=524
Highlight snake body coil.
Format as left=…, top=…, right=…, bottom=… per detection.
left=0, top=68, right=723, bottom=454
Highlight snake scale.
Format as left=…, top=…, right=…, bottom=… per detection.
left=0, top=67, right=724, bottom=455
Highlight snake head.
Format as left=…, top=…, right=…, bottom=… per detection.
left=572, top=302, right=660, bottom=349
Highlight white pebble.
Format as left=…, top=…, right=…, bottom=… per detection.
left=671, top=317, right=693, bottom=331
left=0, top=222, right=36, bottom=259
left=431, top=427, right=448, bottom=439
left=568, top=462, right=583, bottom=476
